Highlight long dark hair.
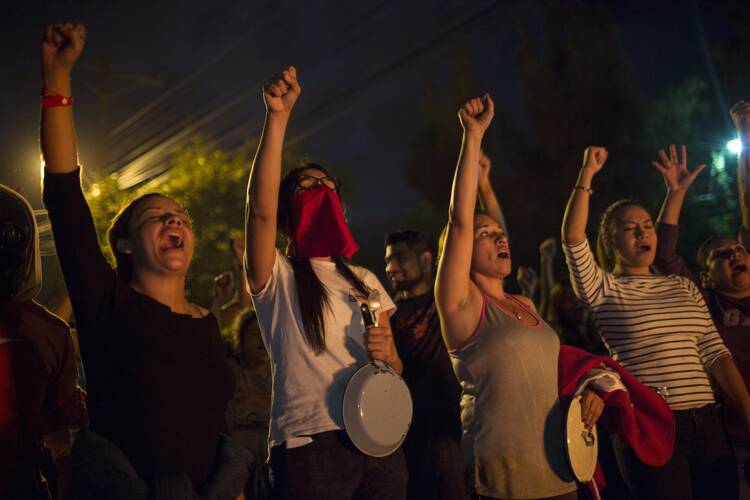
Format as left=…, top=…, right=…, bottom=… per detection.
left=106, top=192, right=165, bottom=283
left=278, top=164, right=368, bottom=355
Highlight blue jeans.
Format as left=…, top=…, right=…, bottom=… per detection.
left=613, top=404, right=737, bottom=500
left=269, top=430, right=407, bottom=500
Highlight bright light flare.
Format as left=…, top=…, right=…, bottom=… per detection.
left=727, top=138, right=743, bottom=155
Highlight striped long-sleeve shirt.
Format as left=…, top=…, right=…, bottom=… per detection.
left=563, top=239, right=730, bottom=409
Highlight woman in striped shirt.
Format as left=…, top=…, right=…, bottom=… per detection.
left=562, top=146, right=750, bottom=500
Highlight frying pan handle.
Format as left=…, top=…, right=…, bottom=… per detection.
left=362, top=303, right=390, bottom=370
left=361, top=303, right=376, bottom=326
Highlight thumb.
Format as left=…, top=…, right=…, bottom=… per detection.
left=689, top=164, right=707, bottom=182
left=483, top=93, right=494, bottom=113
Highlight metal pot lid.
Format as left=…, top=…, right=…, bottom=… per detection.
left=565, top=394, right=598, bottom=483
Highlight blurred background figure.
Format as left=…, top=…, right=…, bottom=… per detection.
left=0, top=184, right=88, bottom=500
left=211, top=236, right=253, bottom=330
left=385, top=229, right=468, bottom=500
left=224, top=310, right=272, bottom=500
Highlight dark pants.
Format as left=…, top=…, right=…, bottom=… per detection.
left=402, top=429, right=469, bottom=500
left=613, top=404, right=737, bottom=500
left=269, top=430, right=407, bottom=500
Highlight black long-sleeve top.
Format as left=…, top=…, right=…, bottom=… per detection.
left=43, top=168, right=234, bottom=486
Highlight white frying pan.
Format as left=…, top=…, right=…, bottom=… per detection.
left=565, top=394, right=598, bottom=482
left=342, top=300, right=412, bottom=457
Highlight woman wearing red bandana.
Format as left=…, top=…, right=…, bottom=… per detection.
left=244, top=67, right=406, bottom=500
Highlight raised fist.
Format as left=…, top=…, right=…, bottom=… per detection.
left=539, top=237, right=558, bottom=260
left=581, top=146, right=608, bottom=174
left=263, top=66, right=301, bottom=114
left=731, top=100, right=750, bottom=139
left=212, top=271, right=235, bottom=306
left=516, top=266, right=539, bottom=300
left=459, top=94, right=494, bottom=137
left=41, top=23, right=86, bottom=83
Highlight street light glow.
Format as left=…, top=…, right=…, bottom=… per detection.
left=727, top=138, right=743, bottom=155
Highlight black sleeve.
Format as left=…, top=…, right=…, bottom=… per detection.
left=42, top=168, right=117, bottom=337
left=654, top=222, right=695, bottom=280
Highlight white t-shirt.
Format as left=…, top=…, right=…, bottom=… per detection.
left=251, top=250, right=396, bottom=448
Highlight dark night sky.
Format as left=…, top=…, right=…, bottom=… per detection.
left=0, top=0, right=743, bottom=298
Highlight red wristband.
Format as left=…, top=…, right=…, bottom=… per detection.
left=41, top=89, right=73, bottom=109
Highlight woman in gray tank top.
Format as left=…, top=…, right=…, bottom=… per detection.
left=434, top=95, right=605, bottom=499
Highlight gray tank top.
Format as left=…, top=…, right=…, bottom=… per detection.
left=450, top=295, right=576, bottom=499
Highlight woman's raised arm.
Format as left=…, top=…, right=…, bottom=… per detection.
left=244, top=67, right=300, bottom=292
left=40, top=23, right=85, bottom=174
left=435, top=95, right=494, bottom=349
left=562, top=147, right=608, bottom=245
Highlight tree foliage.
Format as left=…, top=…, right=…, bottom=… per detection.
left=87, top=137, right=253, bottom=306
left=400, top=1, right=746, bottom=278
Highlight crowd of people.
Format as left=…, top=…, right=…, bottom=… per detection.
left=4, top=21, right=750, bottom=500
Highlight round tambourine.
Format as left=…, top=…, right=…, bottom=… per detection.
left=342, top=360, right=413, bottom=457
left=565, top=394, right=598, bottom=482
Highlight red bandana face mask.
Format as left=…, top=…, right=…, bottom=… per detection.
left=292, top=186, right=360, bottom=260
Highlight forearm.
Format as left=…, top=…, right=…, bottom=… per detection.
left=244, top=112, right=288, bottom=289
left=711, top=354, right=750, bottom=425
left=436, top=132, right=481, bottom=308
left=246, top=113, right=288, bottom=222
left=657, top=189, right=687, bottom=226
left=739, top=145, right=750, bottom=232
left=40, top=72, right=78, bottom=173
left=236, top=267, right=253, bottom=309
left=449, top=132, right=482, bottom=229
left=539, top=256, right=554, bottom=319
left=478, top=179, right=507, bottom=235
left=562, top=168, right=594, bottom=244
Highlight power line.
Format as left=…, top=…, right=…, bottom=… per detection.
left=106, top=2, right=283, bottom=140
left=102, top=0, right=400, bottom=181
left=104, top=1, right=501, bottom=188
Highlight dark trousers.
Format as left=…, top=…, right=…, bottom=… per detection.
left=402, top=429, right=469, bottom=500
left=613, top=404, right=737, bottom=500
left=269, top=430, right=407, bottom=500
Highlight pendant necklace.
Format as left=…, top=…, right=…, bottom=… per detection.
left=504, top=298, right=523, bottom=320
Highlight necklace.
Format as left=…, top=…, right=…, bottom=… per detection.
left=492, top=296, right=522, bottom=320
left=505, top=298, right=523, bottom=320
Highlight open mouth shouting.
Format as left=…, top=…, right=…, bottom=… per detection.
left=731, top=262, right=748, bottom=276
left=635, top=243, right=652, bottom=255
left=161, top=231, right=186, bottom=251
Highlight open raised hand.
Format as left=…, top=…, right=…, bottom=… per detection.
left=459, top=94, right=494, bottom=137
left=41, top=23, right=86, bottom=90
left=651, top=144, right=706, bottom=193
left=262, top=66, right=301, bottom=114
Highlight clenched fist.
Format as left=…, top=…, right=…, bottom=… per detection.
left=459, top=94, right=494, bottom=138
left=581, top=146, right=608, bottom=175
left=41, top=23, right=85, bottom=92
left=263, top=66, right=301, bottom=114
